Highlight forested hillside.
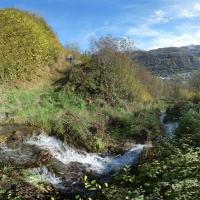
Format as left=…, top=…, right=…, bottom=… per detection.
left=133, top=45, right=200, bottom=76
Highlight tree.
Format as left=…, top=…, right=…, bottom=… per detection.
left=90, top=35, right=135, bottom=54
left=64, top=35, right=159, bottom=103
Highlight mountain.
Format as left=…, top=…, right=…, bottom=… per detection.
left=133, top=45, right=200, bottom=77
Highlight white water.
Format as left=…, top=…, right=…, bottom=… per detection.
left=160, top=112, right=179, bottom=138
left=28, top=166, right=62, bottom=186
left=26, top=133, right=147, bottom=174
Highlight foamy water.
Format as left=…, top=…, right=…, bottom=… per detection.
left=26, top=133, right=147, bottom=174
left=27, top=166, right=63, bottom=186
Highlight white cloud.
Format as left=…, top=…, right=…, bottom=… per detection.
left=149, top=31, right=200, bottom=49
left=194, top=2, right=200, bottom=11
left=126, top=10, right=168, bottom=37
left=82, top=1, right=200, bottom=50
left=180, top=9, right=196, bottom=18
left=178, top=2, right=200, bottom=18
left=125, top=1, right=200, bottom=49
left=148, top=10, right=169, bottom=24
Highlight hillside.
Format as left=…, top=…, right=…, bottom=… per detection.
left=0, top=8, right=63, bottom=83
left=0, top=8, right=199, bottom=200
left=133, top=45, right=200, bottom=77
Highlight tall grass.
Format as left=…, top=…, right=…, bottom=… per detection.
left=0, top=88, right=110, bottom=151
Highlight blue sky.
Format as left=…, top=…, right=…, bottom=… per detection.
left=1, top=0, right=200, bottom=50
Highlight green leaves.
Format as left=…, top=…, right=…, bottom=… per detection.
left=101, top=139, right=200, bottom=200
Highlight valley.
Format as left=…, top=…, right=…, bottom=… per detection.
left=133, top=45, right=200, bottom=77
left=0, top=7, right=199, bottom=200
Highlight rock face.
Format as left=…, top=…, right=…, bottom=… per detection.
left=133, top=45, right=200, bottom=76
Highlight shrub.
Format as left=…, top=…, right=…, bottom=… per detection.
left=63, top=36, right=158, bottom=104
left=89, top=142, right=200, bottom=200
left=106, top=108, right=161, bottom=141
left=0, top=8, right=62, bottom=82
left=176, top=109, right=200, bottom=147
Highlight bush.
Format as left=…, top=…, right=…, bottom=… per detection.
left=63, top=36, right=158, bottom=104
left=0, top=8, right=62, bottom=82
left=89, top=142, right=200, bottom=200
left=106, top=108, right=161, bottom=142
left=165, top=101, right=191, bottom=121
left=176, top=109, right=200, bottom=147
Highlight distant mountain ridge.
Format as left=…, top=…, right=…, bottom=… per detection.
left=133, top=45, right=200, bottom=76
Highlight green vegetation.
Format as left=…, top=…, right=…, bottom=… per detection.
left=101, top=142, right=200, bottom=200
left=79, top=132, right=200, bottom=200
left=75, top=95, right=200, bottom=200
left=0, top=35, right=163, bottom=152
left=0, top=86, right=161, bottom=151
left=63, top=36, right=161, bottom=104
left=107, top=107, right=161, bottom=141
left=0, top=8, right=63, bottom=82
left=0, top=8, right=200, bottom=200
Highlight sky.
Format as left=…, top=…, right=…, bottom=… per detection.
left=1, top=0, right=200, bottom=50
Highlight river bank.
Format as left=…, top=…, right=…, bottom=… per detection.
left=0, top=108, right=178, bottom=199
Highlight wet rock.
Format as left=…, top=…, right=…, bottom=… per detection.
left=135, top=128, right=150, bottom=143
left=49, top=159, right=89, bottom=182
left=38, top=150, right=52, bottom=164
left=0, top=144, right=44, bottom=167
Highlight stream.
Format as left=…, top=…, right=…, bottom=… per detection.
left=0, top=112, right=179, bottom=197
left=0, top=125, right=147, bottom=193
left=160, top=112, right=179, bottom=138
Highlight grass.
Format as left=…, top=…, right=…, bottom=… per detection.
left=0, top=85, right=162, bottom=152
left=0, top=87, right=108, bottom=151
left=0, top=88, right=90, bottom=136
left=106, top=107, right=161, bottom=141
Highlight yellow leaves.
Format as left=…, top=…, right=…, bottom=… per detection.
left=0, top=8, right=63, bottom=82
left=140, top=88, right=153, bottom=103
left=179, top=89, right=200, bottom=102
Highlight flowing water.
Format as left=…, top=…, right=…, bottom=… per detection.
left=0, top=126, right=148, bottom=189
left=26, top=133, right=147, bottom=174
left=27, top=166, right=63, bottom=186
left=0, top=112, right=179, bottom=193
left=160, top=112, right=179, bottom=138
